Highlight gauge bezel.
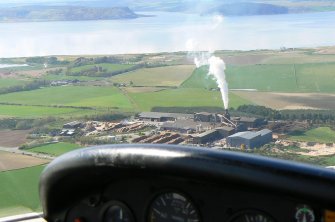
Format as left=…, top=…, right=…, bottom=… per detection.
left=102, top=200, right=136, bottom=222
left=227, top=209, right=276, bottom=222
left=146, top=190, right=202, bottom=222
left=295, top=204, right=315, bottom=222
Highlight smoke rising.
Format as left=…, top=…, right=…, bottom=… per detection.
left=187, top=39, right=229, bottom=109
left=208, top=56, right=229, bottom=109
left=186, top=14, right=229, bottom=109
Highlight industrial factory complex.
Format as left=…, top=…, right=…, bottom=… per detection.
left=60, top=111, right=273, bottom=149
left=137, top=111, right=272, bottom=148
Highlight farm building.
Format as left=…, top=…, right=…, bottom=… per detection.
left=227, top=129, right=272, bottom=149
left=138, top=112, right=193, bottom=122
left=63, top=121, right=84, bottom=129
left=160, top=120, right=212, bottom=133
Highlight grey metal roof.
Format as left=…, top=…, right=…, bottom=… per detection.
left=161, top=120, right=211, bottom=131
left=228, top=129, right=272, bottom=140
left=216, top=126, right=235, bottom=132
left=195, top=129, right=218, bottom=138
left=138, top=112, right=193, bottom=119
left=239, top=117, right=258, bottom=123
left=259, top=129, right=272, bottom=136
left=228, top=131, right=259, bottom=140
left=195, top=112, right=213, bottom=116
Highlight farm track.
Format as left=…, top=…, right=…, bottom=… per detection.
left=118, top=87, right=140, bottom=111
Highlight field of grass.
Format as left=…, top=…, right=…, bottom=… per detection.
left=261, top=52, right=335, bottom=64
left=0, top=165, right=45, bottom=217
left=29, top=142, right=81, bottom=156
left=295, top=63, right=335, bottom=92
left=43, top=74, right=103, bottom=81
left=0, top=78, right=25, bottom=89
left=111, top=65, right=194, bottom=87
left=129, top=88, right=250, bottom=111
left=289, top=127, right=335, bottom=143
left=0, top=105, right=97, bottom=118
left=0, top=86, right=133, bottom=109
left=70, top=63, right=133, bottom=73
left=182, top=63, right=335, bottom=93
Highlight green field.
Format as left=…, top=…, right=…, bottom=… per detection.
left=182, top=63, right=335, bottom=92
left=0, top=165, right=44, bottom=217
left=129, top=88, right=250, bottom=111
left=70, top=63, right=133, bottom=73
left=43, top=74, right=103, bottom=81
left=0, top=105, right=97, bottom=118
left=0, top=78, right=25, bottom=89
left=29, top=142, right=81, bottom=156
left=111, top=65, right=194, bottom=87
left=294, top=63, right=335, bottom=92
left=289, top=127, right=335, bottom=143
left=0, top=86, right=133, bottom=109
left=0, top=83, right=251, bottom=113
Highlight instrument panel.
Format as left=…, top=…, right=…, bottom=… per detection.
left=39, top=145, right=335, bottom=222
left=65, top=175, right=330, bottom=222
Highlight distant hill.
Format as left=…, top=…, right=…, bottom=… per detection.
left=206, top=3, right=289, bottom=16
left=0, top=0, right=333, bottom=19
left=0, top=6, right=140, bottom=22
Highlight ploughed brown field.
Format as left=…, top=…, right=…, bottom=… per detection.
left=0, top=151, right=49, bottom=171
left=233, top=91, right=335, bottom=110
left=0, top=130, right=30, bottom=147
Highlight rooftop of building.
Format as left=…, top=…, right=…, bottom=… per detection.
left=239, top=117, right=259, bottom=122
left=228, top=129, right=272, bottom=140
left=161, top=119, right=212, bottom=130
left=258, top=129, right=272, bottom=135
left=195, top=112, right=213, bottom=116
left=194, top=129, right=218, bottom=138
left=216, top=126, right=235, bottom=132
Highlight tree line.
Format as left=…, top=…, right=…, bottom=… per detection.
left=26, top=56, right=69, bottom=65
left=152, top=105, right=335, bottom=124
left=67, top=64, right=145, bottom=77
left=236, top=105, right=335, bottom=124
left=0, top=79, right=50, bottom=95
left=0, top=116, right=56, bottom=130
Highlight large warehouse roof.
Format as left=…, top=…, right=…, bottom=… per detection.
left=229, top=131, right=258, bottom=140
left=228, top=129, right=272, bottom=140
left=161, top=120, right=211, bottom=131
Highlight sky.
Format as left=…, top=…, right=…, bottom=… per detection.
left=1, top=0, right=90, bottom=2
left=0, top=0, right=100, bottom=4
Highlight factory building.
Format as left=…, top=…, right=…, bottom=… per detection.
left=193, top=129, right=221, bottom=144
left=227, top=129, right=273, bottom=149
left=138, top=112, right=193, bottom=122
left=194, top=112, right=215, bottom=122
left=233, top=117, right=267, bottom=129
left=160, top=120, right=212, bottom=133
left=216, top=126, right=236, bottom=138
left=192, top=126, right=236, bottom=144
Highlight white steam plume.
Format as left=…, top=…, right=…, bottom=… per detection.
left=186, top=15, right=228, bottom=109
left=208, top=56, right=228, bottom=110
left=187, top=39, right=229, bottom=109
